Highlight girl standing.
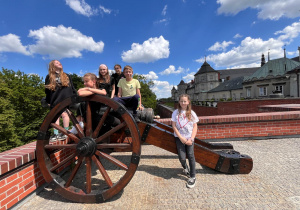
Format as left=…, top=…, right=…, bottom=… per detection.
left=45, top=60, right=77, bottom=141
left=171, top=94, right=199, bottom=188
left=98, top=64, right=115, bottom=98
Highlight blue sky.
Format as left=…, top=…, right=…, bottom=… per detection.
left=1, top=0, right=300, bottom=98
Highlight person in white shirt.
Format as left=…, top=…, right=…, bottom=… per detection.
left=171, top=94, right=199, bottom=188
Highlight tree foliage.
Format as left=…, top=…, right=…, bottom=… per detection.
left=133, top=74, right=157, bottom=110
left=0, top=68, right=48, bottom=152
left=69, top=73, right=84, bottom=90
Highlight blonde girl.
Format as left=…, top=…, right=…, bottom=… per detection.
left=45, top=60, right=76, bottom=141
left=78, top=73, right=106, bottom=97
left=98, top=64, right=115, bottom=98
left=171, top=94, right=199, bottom=188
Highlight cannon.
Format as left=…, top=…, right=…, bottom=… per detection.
left=36, top=95, right=253, bottom=203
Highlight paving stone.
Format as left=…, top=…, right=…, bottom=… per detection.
left=15, top=138, right=300, bottom=210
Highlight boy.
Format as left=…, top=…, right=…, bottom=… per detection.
left=111, top=64, right=125, bottom=97
left=114, top=65, right=143, bottom=122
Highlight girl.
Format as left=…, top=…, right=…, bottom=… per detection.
left=73, top=73, right=119, bottom=135
left=77, top=73, right=106, bottom=97
left=45, top=60, right=76, bottom=141
left=73, top=73, right=106, bottom=133
left=171, top=94, right=199, bottom=188
left=98, top=64, right=115, bottom=98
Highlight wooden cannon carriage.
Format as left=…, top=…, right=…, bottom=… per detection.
left=36, top=95, right=253, bottom=203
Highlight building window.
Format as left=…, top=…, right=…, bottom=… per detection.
left=246, top=88, right=251, bottom=97
left=210, top=83, right=213, bottom=89
left=209, top=75, right=213, bottom=81
left=201, top=84, right=205, bottom=91
left=275, top=85, right=283, bottom=93
left=240, top=93, right=243, bottom=98
left=259, top=87, right=267, bottom=96
left=233, top=93, right=236, bottom=99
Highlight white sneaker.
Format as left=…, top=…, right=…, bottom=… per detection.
left=186, top=178, right=196, bottom=188
left=57, top=133, right=67, bottom=140
left=70, top=122, right=84, bottom=134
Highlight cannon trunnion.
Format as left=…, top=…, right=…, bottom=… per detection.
left=37, top=95, right=253, bottom=203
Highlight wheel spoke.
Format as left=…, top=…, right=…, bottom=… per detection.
left=97, top=143, right=132, bottom=150
left=65, top=156, right=84, bottom=187
left=91, top=155, right=113, bottom=188
left=95, top=122, right=127, bottom=144
left=95, top=150, right=128, bottom=171
left=50, top=123, right=80, bottom=143
left=92, top=107, right=111, bottom=138
left=66, top=109, right=84, bottom=139
left=45, top=144, right=77, bottom=150
left=50, top=153, right=76, bottom=172
left=85, top=101, right=92, bottom=137
left=86, top=157, right=92, bottom=194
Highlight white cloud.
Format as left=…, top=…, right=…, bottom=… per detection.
left=142, top=71, right=159, bottom=80
left=275, top=20, right=300, bottom=44
left=159, top=65, right=186, bottom=75
left=0, top=34, right=30, bottom=55
left=197, top=37, right=283, bottom=68
left=99, top=5, right=112, bottom=15
left=108, top=69, right=115, bottom=75
left=65, top=0, right=97, bottom=17
left=162, top=5, right=167, bottom=16
left=183, top=72, right=196, bottom=82
left=196, top=19, right=300, bottom=68
left=208, top=41, right=234, bottom=51
left=28, top=25, right=104, bottom=59
left=121, top=36, right=169, bottom=63
left=151, top=80, right=172, bottom=99
left=234, top=33, right=242, bottom=39
left=154, top=18, right=170, bottom=25
left=217, top=0, right=300, bottom=20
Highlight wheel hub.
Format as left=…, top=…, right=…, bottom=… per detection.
left=76, top=137, right=97, bottom=157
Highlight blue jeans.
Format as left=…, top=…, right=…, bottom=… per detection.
left=113, top=94, right=139, bottom=114
left=175, top=137, right=196, bottom=178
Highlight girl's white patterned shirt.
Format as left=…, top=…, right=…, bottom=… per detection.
left=171, top=109, right=199, bottom=139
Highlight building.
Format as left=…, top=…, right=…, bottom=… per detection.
left=172, top=47, right=300, bottom=102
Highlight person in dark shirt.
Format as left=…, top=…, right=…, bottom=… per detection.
left=75, top=73, right=120, bottom=134
left=45, top=60, right=77, bottom=141
left=111, top=64, right=124, bottom=97
left=98, top=64, right=115, bottom=98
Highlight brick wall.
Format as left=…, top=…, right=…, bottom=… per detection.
left=171, top=98, right=300, bottom=116
left=217, top=98, right=300, bottom=115
left=0, top=140, right=72, bottom=210
left=156, top=111, right=300, bottom=140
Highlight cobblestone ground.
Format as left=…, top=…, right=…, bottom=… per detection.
left=16, top=138, right=300, bottom=210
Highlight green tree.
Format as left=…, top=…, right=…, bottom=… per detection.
left=133, top=74, right=157, bottom=109
left=0, top=68, right=48, bottom=152
left=69, top=73, right=84, bottom=90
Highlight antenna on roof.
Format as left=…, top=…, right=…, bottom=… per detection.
left=268, top=49, right=270, bottom=61
left=284, top=45, right=287, bottom=71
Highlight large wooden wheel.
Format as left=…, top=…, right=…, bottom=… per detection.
left=36, top=95, right=141, bottom=203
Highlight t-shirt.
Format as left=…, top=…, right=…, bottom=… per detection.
left=111, top=73, right=125, bottom=96
left=98, top=77, right=115, bottom=97
left=171, top=109, right=199, bottom=139
left=117, top=78, right=141, bottom=97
